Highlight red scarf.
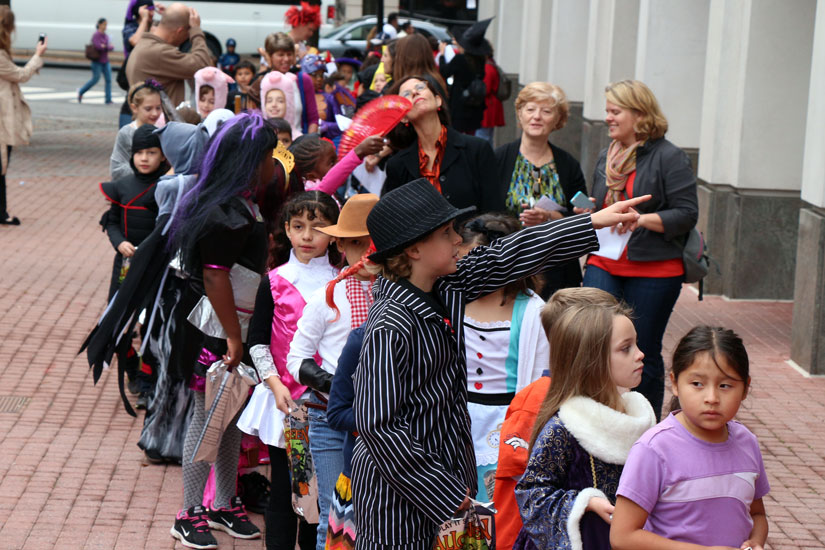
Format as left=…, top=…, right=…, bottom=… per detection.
left=345, top=276, right=374, bottom=329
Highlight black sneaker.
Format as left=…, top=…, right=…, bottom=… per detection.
left=170, top=506, right=217, bottom=549
left=207, top=496, right=261, bottom=539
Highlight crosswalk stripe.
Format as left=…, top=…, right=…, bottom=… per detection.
left=23, top=90, right=124, bottom=103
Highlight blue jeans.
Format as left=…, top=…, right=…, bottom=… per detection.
left=582, top=265, right=683, bottom=420
left=307, top=392, right=346, bottom=550
left=79, top=61, right=112, bottom=102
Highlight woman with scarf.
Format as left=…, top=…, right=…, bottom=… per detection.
left=582, top=80, right=698, bottom=421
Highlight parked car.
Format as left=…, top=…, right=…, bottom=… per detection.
left=319, top=16, right=453, bottom=57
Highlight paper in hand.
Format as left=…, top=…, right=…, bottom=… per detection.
left=534, top=195, right=566, bottom=213
left=592, top=227, right=632, bottom=260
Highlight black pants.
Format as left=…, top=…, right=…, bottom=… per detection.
left=1, top=146, right=12, bottom=219
left=266, top=445, right=317, bottom=550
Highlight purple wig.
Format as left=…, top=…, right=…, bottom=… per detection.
left=125, top=0, right=154, bottom=22
left=167, top=111, right=279, bottom=268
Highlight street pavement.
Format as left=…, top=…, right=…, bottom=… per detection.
left=1, top=66, right=824, bottom=550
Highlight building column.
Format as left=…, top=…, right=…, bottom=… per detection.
left=546, top=0, right=590, bottom=160
left=488, top=0, right=526, bottom=147
left=697, top=0, right=815, bottom=300
left=518, top=0, right=553, bottom=85
left=791, top=0, right=825, bottom=374
left=580, top=0, right=640, bottom=187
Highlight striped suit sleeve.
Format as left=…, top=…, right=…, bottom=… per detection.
left=355, top=326, right=467, bottom=523
left=449, top=213, right=598, bottom=302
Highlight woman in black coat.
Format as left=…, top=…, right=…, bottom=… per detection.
left=384, top=74, right=499, bottom=213
left=494, top=82, right=587, bottom=298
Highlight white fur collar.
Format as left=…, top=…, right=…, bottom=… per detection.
left=557, top=392, right=655, bottom=465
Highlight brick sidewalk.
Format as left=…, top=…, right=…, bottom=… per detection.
left=0, top=120, right=823, bottom=550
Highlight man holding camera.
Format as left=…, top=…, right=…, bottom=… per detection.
left=126, top=2, right=211, bottom=106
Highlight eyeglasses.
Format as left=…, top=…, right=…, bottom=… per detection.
left=400, top=83, right=428, bottom=99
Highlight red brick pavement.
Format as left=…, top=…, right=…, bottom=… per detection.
left=0, top=120, right=823, bottom=549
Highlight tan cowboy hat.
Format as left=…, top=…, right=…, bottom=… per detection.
left=317, top=193, right=379, bottom=238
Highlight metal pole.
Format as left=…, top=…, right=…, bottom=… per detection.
left=377, top=0, right=384, bottom=36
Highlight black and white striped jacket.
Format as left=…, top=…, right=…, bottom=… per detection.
left=352, top=214, right=599, bottom=548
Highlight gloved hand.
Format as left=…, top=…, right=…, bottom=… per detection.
left=298, top=359, right=334, bottom=393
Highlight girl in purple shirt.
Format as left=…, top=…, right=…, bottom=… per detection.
left=611, top=326, right=769, bottom=550
left=79, top=18, right=114, bottom=104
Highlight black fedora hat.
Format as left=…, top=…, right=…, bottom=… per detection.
left=457, top=17, right=493, bottom=57
left=367, top=178, right=476, bottom=262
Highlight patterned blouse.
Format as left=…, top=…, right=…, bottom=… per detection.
left=506, top=152, right=566, bottom=213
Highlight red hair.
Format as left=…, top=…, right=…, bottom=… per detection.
left=325, top=242, right=376, bottom=322
left=285, top=2, right=321, bottom=28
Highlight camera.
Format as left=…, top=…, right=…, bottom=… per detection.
left=38, top=33, right=46, bottom=43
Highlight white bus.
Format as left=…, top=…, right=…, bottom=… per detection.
left=13, top=0, right=336, bottom=55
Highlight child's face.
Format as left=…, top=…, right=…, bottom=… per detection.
left=324, top=82, right=334, bottom=94
left=310, top=69, right=325, bottom=92
left=277, top=131, right=292, bottom=148
left=265, top=89, right=287, bottom=119
left=304, top=144, right=336, bottom=181
left=338, top=64, right=354, bottom=82
left=608, top=315, right=644, bottom=389
left=235, top=67, right=254, bottom=88
left=198, top=88, right=215, bottom=117
left=285, top=210, right=333, bottom=264
left=671, top=353, right=748, bottom=442
left=270, top=50, right=295, bottom=73
left=373, top=72, right=388, bottom=93
left=227, top=45, right=235, bottom=54
left=337, top=236, right=372, bottom=277
left=408, top=222, right=462, bottom=279
left=132, top=94, right=162, bottom=126
left=133, top=147, right=165, bottom=175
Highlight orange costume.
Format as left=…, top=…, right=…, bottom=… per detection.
left=493, top=374, right=551, bottom=550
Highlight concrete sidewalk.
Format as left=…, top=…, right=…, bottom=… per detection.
left=0, top=115, right=823, bottom=550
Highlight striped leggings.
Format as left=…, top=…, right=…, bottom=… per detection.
left=181, top=391, right=243, bottom=510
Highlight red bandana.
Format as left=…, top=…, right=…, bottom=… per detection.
left=345, top=276, right=374, bottom=329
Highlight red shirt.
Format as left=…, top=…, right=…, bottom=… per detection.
left=418, top=124, right=449, bottom=192
left=587, top=171, right=684, bottom=278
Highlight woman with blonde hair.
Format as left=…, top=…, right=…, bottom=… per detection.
left=0, top=6, right=47, bottom=225
left=494, top=82, right=589, bottom=297
left=582, top=79, right=698, bottom=420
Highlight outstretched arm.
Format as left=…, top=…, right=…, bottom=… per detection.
left=449, top=195, right=649, bottom=301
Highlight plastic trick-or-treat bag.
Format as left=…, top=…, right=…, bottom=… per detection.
left=432, top=500, right=496, bottom=550
left=283, top=402, right=320, bottom=523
